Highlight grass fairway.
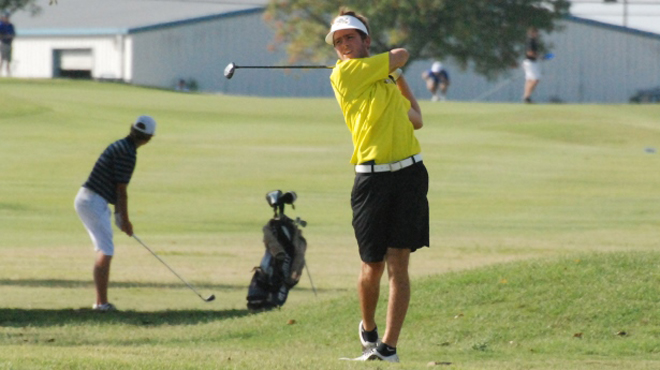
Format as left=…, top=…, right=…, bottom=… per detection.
left=1, top=79, right=660, bottom=369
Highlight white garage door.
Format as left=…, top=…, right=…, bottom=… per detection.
left=59, top=49, right=93, bottom=70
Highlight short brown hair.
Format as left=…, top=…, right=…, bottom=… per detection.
left=129, top=126, right=152, bottom=142
left=338, top=8, right=370, bottom=40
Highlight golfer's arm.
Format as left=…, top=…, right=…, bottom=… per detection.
left=115, top=183, right=130, bottom=224
left=389, top=48, right=409, bottom=72
left=397, top=76, right=423, bottom=129
left=526, top=47, right=538, bottom=59
left=388, top=48, right=422, bottom=128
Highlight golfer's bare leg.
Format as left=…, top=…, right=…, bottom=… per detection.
left=359, top=261, right=385, bottom=331
left=381, top=248, right=411, bottom=347
left=94, top=252, right=112, bottom=305
left=524, top=79, right=539, bottom=99
left=425, top=80, right=437, bottom=95
left=440, top=83, right=448, bottom=95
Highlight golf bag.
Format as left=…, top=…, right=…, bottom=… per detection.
left=247, top=190, right=307, bottom=311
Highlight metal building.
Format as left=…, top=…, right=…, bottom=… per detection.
left=8, top=1, right=660, bottom=103
left=419, top=16, right=660, bottom=103
left=9, top=0, right=331, bottom=96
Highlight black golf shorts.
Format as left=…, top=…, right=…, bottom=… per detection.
left=351, top=162, right=430, bottom=263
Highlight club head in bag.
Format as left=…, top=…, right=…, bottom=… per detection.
left=224, top=62, right=236, bottom=79
left=280, top=191, right=297, bottom=206
left=266, top=190, right=283, bottom=208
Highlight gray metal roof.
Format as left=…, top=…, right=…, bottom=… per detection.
left=11, top=0, right=268, bottom=36
left=567, top=15, right=660, bottom=40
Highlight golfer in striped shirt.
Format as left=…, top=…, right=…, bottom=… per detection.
left=74, top=115, right=156, bottom=311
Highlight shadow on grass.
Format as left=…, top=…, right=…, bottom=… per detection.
left=0, top=308, right=251, bottom=327
left=0, top=278, right=246, bottom=291
left=0, top=279, right=344, bottom=294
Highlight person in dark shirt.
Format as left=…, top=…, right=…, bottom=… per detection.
left=0, top=12, right=15, bottom=77
left=74, top=116, right=156, bottom=311
left=523, top=27, right=541, bottom=103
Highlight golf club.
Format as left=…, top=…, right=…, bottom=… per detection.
left=224, top=62, right=334, bottom=79
left=132, top=234, right=215, bottom=302
left=304, top=262, right=318, bottom=297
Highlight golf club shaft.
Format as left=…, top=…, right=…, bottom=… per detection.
left=235, top=65, right=332, bottom=69
left=304, top=262, right=318, bottom=297
left=132, top=234, right=209, bottom=301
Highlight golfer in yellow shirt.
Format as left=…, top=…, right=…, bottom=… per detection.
left=327, top=8, right=429, bottom=363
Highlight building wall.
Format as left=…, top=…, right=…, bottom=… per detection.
left=10, top=13, right=660, bottom=103
left=11, top=35, right=128, bottom=80
left=194, top=15, right=660, bottom=103
left=130, top=9, right=333, bottom=95
left=541, top=18, right=660, bottom=103
left=405, top=18, right=660, bottom=103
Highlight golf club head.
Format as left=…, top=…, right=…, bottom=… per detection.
left=266, top=190, right=283, bottom=208
left=205, top=295, right=216, bottom=302
left=224, top=62, right=236, bottom=79
left=280, top=191, right=297, bottom=205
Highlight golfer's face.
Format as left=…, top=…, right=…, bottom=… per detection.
left=333, top=29, right=369, bottom=61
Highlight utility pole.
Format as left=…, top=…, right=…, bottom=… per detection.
left=603, top=0, right=629, bottom=27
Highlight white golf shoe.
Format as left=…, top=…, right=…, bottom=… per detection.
left=359, top=320, right=378, bottom=350
left=342, top=347, right=400, bottom=363
left=92, top=302, right=117, bottom=311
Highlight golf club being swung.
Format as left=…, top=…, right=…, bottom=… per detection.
left=224, top=62, right=334, bottom=79
left=132, top=234, right=215, bottom=302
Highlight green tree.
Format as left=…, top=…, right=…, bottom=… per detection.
left=264, top=0, right=570, bottom=78
left=1, top=0, right=42, bottom=15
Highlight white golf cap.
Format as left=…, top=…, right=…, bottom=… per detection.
left=431, top=62, right=442, bottom=73
left=325, top=15, right=369, bottom=45
left=132, top=115, right=157, bottom=135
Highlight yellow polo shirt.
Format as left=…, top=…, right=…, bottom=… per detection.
left=330, top=52, right=421, bottom=165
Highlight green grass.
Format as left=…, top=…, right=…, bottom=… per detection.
left=3, top=253, right=660, bottom=369
left=1, top=79, right=660, bottom=369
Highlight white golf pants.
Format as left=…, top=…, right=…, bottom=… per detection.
left=74, top=187, right=114, bottom=256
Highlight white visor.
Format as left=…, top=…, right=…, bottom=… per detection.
left=325, top=15, right=369, bottom=45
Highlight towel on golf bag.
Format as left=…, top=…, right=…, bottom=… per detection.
left=247, top=215, right=307, bottom=310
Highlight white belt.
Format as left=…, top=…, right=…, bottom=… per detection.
left=355, top=154, right=423, bottom=173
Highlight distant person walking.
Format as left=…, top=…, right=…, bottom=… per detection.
left=422, top=61, right=450, bottom=101
left=326, top=8, right=429, bottom=363
left=0, top=12, right=15, bottom=77
left=74, top=116, right=156, bottom=311
left=522, top=27, right=541, bottom=103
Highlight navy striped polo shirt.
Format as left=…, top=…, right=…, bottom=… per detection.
left=83, top=137, right=137, bottom=205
